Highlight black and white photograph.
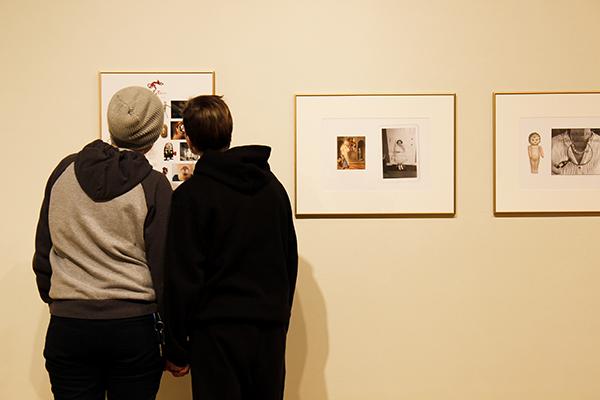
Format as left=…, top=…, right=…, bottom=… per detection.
left=382, top=127, right=418, bottom=179
left=551, top=128, right=600, bottom=175
left=170, top=100, right=187, bottom=118
left=180, top=142, right=200, bottom=161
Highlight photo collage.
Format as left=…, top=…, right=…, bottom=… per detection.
left=100, top=72, right=215, bottom=189
left=153, top=100, right=199, bottom=186
left=523, top=128, right=600, bottom=176
left=336, top=127, right=419, bottom=179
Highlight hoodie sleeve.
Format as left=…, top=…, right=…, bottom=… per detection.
left=142, top=172, right=173, bottom=316
left=32, top=155, right=77, bottom=303
left=164, top=187, right=208, bottom=367
left=285, top=193, right=298, bottom=308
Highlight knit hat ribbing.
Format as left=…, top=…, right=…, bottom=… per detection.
left=108, top=86, right=164, bottom=151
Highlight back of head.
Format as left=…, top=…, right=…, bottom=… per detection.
left=182, top=95, right=232, bottom=152
left=108, top=86, right=164, bottom=151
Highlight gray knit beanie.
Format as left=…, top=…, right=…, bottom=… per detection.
left=108, top=86, right=164, bottom=150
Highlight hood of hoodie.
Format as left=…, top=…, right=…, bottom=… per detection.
left=74, top=140, right=153, bottom=202
left=195, top=145, right=271, bottom=193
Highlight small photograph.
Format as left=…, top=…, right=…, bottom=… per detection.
left=382, top=127, right=418, bottom=179
left=551, top=128, right=600, bottom=175
left=526, top=131, right=544, bottom=174
left=172, top=163, right=195, bottom=182
left=336, top=136, right=366, bottom=170
left=163, top=142, right=177, bottom=161
left=160, top=124, right=168, bottom=138
left=180, top=142, right=199, bottom=161
left=171, top=100, right=187, bottom=119
left=171, top=120, right=185, bottom=140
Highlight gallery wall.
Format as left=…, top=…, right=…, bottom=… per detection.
left=2, top=0, right=600, bottom=398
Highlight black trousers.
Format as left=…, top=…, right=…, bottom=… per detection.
left=44, top=314, right=163, bottom=400
left=190, top=322, right=287, bottom=400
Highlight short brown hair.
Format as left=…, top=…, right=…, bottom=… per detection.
left=182, top=95, right=232, bottom=151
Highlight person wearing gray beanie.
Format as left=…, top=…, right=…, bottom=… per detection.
left=108, top=86, right=165, bottom=151
left=33, top=86, right=172, bottom=398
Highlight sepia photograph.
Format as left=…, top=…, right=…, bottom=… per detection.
left=172, top=163, right=195, bottom=182
left=381, top=127, right=418, bottom=179
left=171, top=120, right=185, bottom=140
left=336, top=136, right=365, bottom=170
left=551, top=128, right=600, bottom=175
left=163, top=142, right=176, bottom=161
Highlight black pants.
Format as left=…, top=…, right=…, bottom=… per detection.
left=44, top=314, right=163, bottom=400
left=190, top=322, right=287, bottom=400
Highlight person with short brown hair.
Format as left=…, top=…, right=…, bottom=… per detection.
left=163, top=95, right=298, bottom=400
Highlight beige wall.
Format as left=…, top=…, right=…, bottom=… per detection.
left=2, top=0, right=600, bottom=398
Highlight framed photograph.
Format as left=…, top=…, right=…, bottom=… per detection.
left=295, top=94, right=456, bottom=217
left=100, top=71, right=215, bottom=187
left=494, top=91, right=600, bottom=215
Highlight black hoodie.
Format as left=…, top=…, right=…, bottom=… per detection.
left=164, top=145, right=298, bottom=366
left=33, top=140, right=172, bottom=319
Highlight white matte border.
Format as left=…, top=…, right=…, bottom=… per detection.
left=494, top=92, right=600, bottom=215
left=295, top=94, right=455, bottom=217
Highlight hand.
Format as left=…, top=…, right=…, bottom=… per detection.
left=165, top=360, right=190, bottom=377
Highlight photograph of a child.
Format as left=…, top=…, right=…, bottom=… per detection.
left=171, top=120, right=185, bottom=140
left=551, top=128, right=600, bottom=175
left=180, top=143, right=200, bottom=161
left=382, top=127, right=418, bottom=179
left=172, top=163, right=194, bottom=182
left=336, top=136, right=365, bottom=170
left=171, top=100, right=187, bottom=118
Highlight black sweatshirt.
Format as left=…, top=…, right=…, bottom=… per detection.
left=164, top=145, right=298, bottom=366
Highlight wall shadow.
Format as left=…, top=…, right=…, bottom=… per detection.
left=30, top=305, right=51, bottom=399
left=285, top=257, right=329, bottom=400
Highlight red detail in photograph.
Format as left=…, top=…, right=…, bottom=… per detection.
left=147, top=80, right=164, bottom=94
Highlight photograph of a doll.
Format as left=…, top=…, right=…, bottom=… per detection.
left=527, top=131, right=544, bottom=174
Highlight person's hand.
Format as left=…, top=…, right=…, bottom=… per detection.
left=165, top=360, right=190, bottom=377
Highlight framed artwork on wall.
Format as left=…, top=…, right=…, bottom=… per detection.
left=295, top=94, right=456, bottom=218
left=100, top=71, right=215, bottom=187
left=494, top=91, right=600, bottom=216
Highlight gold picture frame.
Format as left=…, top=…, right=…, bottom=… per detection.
left=295, top=93, right=456, bottom=218
left=494, top=91, right=600, bottom=216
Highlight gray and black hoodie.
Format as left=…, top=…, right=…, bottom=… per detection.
left=33, top=140, right=172, bottom=319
